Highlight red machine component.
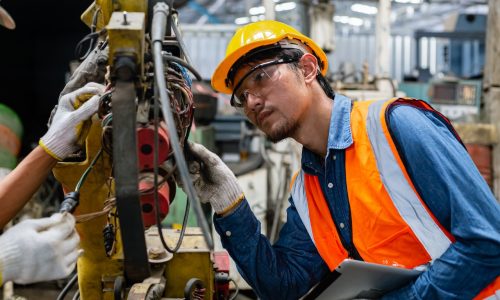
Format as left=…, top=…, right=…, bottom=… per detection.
left=213, top=251, right=231, bottom=299
left=137, top=124, right=170, bottom=170
left=139, top=172, right=171, bottom=228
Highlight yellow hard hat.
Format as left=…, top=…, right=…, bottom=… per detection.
left=211, top=20, right=328, bottom=94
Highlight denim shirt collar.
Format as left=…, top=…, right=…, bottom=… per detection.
left=301, top=94, right=353, bottom=175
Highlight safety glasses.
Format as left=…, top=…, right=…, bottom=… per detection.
left=230, top=57, right=299, bottom=107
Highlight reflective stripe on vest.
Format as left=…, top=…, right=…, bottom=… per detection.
left=367, top=100, right=452, bottom=260
left=291, top=171, right=315, bottom=246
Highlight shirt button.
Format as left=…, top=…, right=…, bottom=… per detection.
left=328, top=182, right=333, bottom=188
left=340, top=222, right=345, bottom=229
left=225, top=231, right=231, bottom=237
left=333, top=155, right=337, bottom=160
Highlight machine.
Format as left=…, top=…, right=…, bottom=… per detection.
left=51, top=1, right=233, bottom=299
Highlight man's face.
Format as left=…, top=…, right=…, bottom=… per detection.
left=231, top=57, right=310, bottom=143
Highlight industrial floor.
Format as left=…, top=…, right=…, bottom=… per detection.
left=1, top=282, right=256, bottom=300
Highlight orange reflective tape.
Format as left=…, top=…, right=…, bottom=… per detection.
left=474, top=276, right=500, bottom=300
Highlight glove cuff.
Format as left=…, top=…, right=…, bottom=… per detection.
left=211, top=182, right=244, bottom=214
left=39, top=134, right=74, bottom=161
left=0, top=237, right=22, bottom=284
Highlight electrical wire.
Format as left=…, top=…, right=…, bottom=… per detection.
left=56, top=273, right=78, bottom=300
left=74, top=148, right=103, bottom=193
left=169, top=13, right=195, bottom=70
left=75, top=196, right=115, bottom=223
left=228, top=278, right=239, bottom=300
left=162, top=54, right=202, bottom=81
left=152, top=2, right=213, bottom=250
left=153, top=79, right=190, bottom=253
left=71, top=290, right=80, bottom=300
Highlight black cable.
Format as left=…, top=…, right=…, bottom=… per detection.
left=153, top=81, right=189, bottom=253
left=162, top=54, right=202, bottom=81
left=170, top=13, right=194, bottom=68
left=56, top=273, right=78, bottom=300
left=74, top=8, right=102, bottom=60
left=71, top=289, right=80, bottom=300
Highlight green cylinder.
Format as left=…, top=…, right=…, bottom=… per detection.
left=0, top=148, right=17, bottom=169
left=0, top=104, right=23, bottom=138
left=0, top=103, right=22, bottom=169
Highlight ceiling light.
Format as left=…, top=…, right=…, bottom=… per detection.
left=249, top=2, right=296, bottom=15
left=394, top=0, right=422, bottom=3
left=275, top=2, right=297, bottom=12
left=250, top=15, right=262, bottom=22
left=249, top=6, right=265, bottom=15
left=348, top=17, right=364, bottom=26
left=351, top=3, right=378, bottom=15
left=235, top=17, right=250, bottom=25
left=334, top=15, right=364, bottom=27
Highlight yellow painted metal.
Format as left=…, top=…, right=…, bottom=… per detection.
left=146, top=228, right=215, bottom=299
left=81, top=0, right=147, bottom=32
left=53, top=117, right=124, bottom=300
left=65, top=1, right=217, bottom=299
left=107, top=11, right=146, bottom=80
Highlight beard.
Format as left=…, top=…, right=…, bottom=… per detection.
left=265, top=118, right=299, bottom=143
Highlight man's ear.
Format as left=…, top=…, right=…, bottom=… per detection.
left=300, top=53, right=319, bottom=84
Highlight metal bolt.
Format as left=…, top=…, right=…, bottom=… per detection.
left=122, top=11, right=129, bottom=25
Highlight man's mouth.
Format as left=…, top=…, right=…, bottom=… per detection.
left=257, top=110, right=272, bottom=125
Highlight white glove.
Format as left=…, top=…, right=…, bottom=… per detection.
left=178, top=142, right=244, bottom=214
left=0, top=213, right=80, bottom=284
left=40, top=82, right=105, bottom=160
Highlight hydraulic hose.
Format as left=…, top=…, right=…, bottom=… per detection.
left=151, top=2, right=213, bottom=250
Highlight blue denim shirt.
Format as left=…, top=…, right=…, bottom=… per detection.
left=214, top=95, right=500, bottom=300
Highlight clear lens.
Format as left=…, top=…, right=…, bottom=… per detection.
left=231, top=63, right=281, bottom=107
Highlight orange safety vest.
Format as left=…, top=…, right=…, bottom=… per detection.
left=291, top=98, right=500, bottom=299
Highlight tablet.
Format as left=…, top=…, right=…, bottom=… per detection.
left=300, top=259, right=423, bottom=300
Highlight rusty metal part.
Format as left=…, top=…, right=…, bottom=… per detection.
left=59, top=44, right=109, bottom=97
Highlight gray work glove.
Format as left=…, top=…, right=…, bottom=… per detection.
left=177, top=142, right=244, bottom=214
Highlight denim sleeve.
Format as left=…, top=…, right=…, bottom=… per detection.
left=213, top=198, right=330, bottom=300
left=383, top=105, right=500, bottom=299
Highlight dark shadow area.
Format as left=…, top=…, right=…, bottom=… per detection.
left=0, top=0, right=90, bottom=156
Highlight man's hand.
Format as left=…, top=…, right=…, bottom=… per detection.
left=178, top=142, right=244, bottom=214
left=0, top=213, right=80, bottom=284
left=39, top=82, right=105, bottom=160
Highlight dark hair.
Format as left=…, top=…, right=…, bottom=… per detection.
left=229, top=45, right=335, bottom=100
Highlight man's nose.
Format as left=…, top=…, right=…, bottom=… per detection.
left=245, top=92, right=263, bottom=112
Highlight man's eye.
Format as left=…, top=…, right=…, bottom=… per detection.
left=253, top=71, right=267, bottom=82
left=239, top=90, right=249, bottom=101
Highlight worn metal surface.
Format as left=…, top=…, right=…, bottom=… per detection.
left=144, top=227, right=214, bottom=299
left=53, top=117, right=123, bottom=300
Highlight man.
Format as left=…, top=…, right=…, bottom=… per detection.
left=0, top=81, right=104, bottom=284
left=182, top=20, right=500, bottom=299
